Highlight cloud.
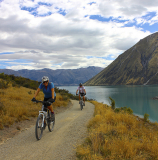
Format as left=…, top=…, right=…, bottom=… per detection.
left=0, top=0, right=157, bottom=70
left=36, top=5, right=51, bottom=15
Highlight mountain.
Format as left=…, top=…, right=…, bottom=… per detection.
left=84, top=32, right=158, bottom=85
left=0, top=66, right=103, bottom=86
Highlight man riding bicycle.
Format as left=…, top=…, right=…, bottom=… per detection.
left=32, top=76, right=56, bottom=121
left=76, top=83, right=86, bottom=106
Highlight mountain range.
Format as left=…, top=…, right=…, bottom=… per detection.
left=84, top=32, right=158, bottom=85
left=0, top=66, right=103, bottom=86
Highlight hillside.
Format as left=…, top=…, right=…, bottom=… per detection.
left=0, top=74, right=80, bottom=131
left=0, top=66, right=103, bottom=86
left=84, top=32, right=158, bottom=85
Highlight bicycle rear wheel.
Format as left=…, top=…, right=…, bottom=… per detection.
left=35, top=114, right=44, bottom=140
left=48, top=115, right=55, bottom=132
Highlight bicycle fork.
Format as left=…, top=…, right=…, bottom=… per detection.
left=39, top=111, right=47, bottom=127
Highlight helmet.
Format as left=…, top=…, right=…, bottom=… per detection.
left=79, top=83, right=82, bottom=86
left=42, top=76, right=49, bottom=83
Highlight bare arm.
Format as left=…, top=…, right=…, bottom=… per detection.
left=76, top=89, right=78, bottom=94
left=34, top=88, right=40, bottom=98
left=84, top=89, right=86, bottom=94
left=51, top=88, right=54, bottom=99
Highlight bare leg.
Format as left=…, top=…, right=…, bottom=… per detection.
left=47, top=105, right=53, bottom=112
left=47, top=105, right=55, bottom=121
left=83, top=96, right=85, bottom=103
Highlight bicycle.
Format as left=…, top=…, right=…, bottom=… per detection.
left=77, top=93, right=86, bottom=110
left=33, top=100, right=55, bottom=140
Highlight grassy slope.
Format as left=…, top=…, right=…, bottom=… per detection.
left=0, top=85, right=70, bottom=130
left=76, top=101, right=158, bottom=160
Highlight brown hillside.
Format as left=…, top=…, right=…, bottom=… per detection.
left=84, top=32, right=158, bottom=85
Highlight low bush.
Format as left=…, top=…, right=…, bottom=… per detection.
left=76, top=101, right=158, bottom=160
left=0, top=80, right=9, bottom=89
left=109, top=97, right=115, bottom=110
left=0, top=101, right=5, bottom=113
left=0, top=73, right=40, bottom=89
left=144, top=113, right=150, bottom=122
left=115, top=106, right=133, bottom=114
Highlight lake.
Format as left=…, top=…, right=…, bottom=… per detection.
left=58, top=85, right=158, bottom=122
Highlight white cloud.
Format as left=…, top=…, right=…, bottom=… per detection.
left=0, top=0, right=157, bottom=70
left=37, top=5, right=50, bottom=15
left=19, top=0, right=37, bottom=8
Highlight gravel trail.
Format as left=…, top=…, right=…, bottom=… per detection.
left=0, top=100, right=94, bottom=160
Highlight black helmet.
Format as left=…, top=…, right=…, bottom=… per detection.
left=79, top=83, right=82, bottom=86
left=42, top=76, right=49, bottom=83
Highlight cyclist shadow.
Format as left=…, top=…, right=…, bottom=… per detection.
left=24, top=125, right=52, bottom=143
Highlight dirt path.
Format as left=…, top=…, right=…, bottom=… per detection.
left=0, top=100, right=94, bottom=160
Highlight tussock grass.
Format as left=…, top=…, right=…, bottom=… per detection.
left=0, top=86, right=70, bottom=130
left=76, top=101, right=158, bottom=160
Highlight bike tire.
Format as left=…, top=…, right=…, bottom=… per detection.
left=35, top=114, right=44, bottom=140
left=80, top=103, right=83, bottom=110
left=48, top=115, right=55, bottom=132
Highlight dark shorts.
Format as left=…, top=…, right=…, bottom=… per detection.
left=79, top=93, right=85, bottom=96
left=44, top=96, right=56, bottom=102
left=43, top=97, right=56, bottom=111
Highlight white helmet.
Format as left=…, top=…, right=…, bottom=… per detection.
left=42, top=76, right=49, bottom=83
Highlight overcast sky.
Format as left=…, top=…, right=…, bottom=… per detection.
left=0, top=0, right=158, bottom=70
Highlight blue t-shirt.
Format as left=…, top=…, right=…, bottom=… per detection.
left=39, top=82, right=56, bottom=98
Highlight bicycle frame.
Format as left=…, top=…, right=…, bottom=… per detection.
left=78, top=93, right=85, bottom=110
left=80, top=95, right=84, bottom=104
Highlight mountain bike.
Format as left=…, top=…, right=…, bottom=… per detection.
left=33, top=100, right=55, bottom=140
left=77, top=93, right=86, bottom=110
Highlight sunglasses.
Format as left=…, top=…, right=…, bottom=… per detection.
left=43, top=81, right=48, bottom=84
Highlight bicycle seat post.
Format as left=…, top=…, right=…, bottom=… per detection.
left=42, top=104, right=45, bottom=111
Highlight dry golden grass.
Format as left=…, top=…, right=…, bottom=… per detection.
left=76, top=101, right=158, bottom=160
left=0, top=86, right=69, bottom=129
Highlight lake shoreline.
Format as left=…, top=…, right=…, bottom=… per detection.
left=58, top=85, right=158, bottom=122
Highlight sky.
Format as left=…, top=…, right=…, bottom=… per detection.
left=0, top=0, right=158, bottom=70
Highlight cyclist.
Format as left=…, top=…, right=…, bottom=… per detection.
left=76, top=83, right=86, bottom=106
left=32, top=76, right=56, bottom=121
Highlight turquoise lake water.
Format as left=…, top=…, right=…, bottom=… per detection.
left=58, top=85, right=158, bottom=122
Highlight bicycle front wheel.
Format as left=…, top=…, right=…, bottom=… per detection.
left=80, top=103, right=83, bottom=110
left=35, top=114, right=44, bottom=140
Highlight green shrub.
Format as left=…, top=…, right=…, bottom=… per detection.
left=0, top=101, right=6, bottom=115
left=0, top=73, right=40, bottom=89
left=0, top=120, right=3, bottom=130
left=0, top=80, right=9, bottom=89
left=62, top=95, right=69, bottom=101
left=115, top=106, right=133, bottom=114
left=109, top=97, right=115, bottom=110
left=144, top=113, right=149, bottom=122
left=0, top=91, right=5, bottom=95
left=28, top=91, right=32, bottom=94
left=0, top=101, right=4, bottom=112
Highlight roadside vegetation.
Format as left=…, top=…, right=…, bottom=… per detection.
left=76, top=100, right=158, bottom=160
left=3, top=73, right=158, bottom=159
left=0, top=73, right=79, bottom=130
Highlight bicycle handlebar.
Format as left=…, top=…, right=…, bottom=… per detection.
left=33, top=100, right=52, bottom=105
